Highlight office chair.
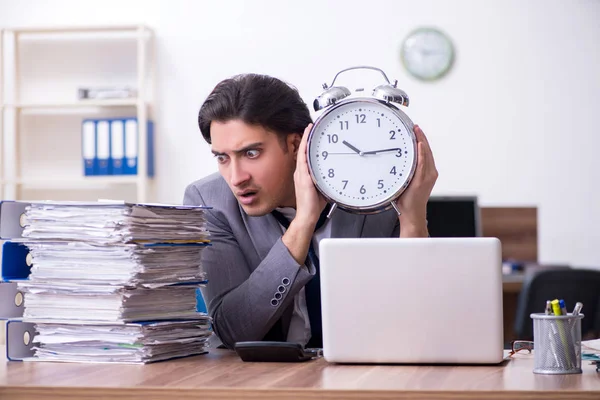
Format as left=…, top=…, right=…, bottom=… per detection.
left=513, top=269, right=600, bottom=341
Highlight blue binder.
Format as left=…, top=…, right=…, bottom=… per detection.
left=81, top=119, right=97, bottom=176
left=109, top=119, right=125, bottom=175
left=196, top=287, right=207, bottom=314
left=147, top=120, right=155, bottom=178
left=96, top=120, right=111, bottom=175
left=123, top=118, right=155, bottom=177
left=1, top=242, right=31, bottom=281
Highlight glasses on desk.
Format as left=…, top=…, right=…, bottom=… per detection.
left=509, top=340, right=534, bottom=357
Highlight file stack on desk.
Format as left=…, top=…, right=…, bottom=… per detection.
left=12, top=201, right=212, bottom=364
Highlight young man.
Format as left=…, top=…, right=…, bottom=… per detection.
left=184, top=74, right=437, bottom=349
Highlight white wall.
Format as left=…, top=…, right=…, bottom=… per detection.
left=0, top=0, right=598, bottom=267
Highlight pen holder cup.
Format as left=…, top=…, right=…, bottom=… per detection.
left=530, top=313, right=584, bottom=374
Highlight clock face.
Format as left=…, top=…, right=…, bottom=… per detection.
left=307, top=98, right=417, bottom=212
left=401, top=27, right=454, bottom=81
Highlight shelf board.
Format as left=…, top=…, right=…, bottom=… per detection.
left=6, top=25, right=152, bottom=35
left=4, top=99, right=142, bottom=109
left=1, top=176, right=143, bottom=189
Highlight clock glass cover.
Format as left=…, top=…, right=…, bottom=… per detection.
left=308, top=98, right=417, bottom=211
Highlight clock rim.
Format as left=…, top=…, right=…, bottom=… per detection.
left=400, top=26, right=455, bottom=82
left=306, top=97, right=418, bottom=215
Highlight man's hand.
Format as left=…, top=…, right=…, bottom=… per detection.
left=283, top=123, right=327, bottom=265
left=294, top=123, right=327, bottom=225
left=395, top=125, right=438, bottom=237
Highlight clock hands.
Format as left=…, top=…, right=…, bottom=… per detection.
left=337, top=140, right=402, bottom=156
left=342, top=140, right=364, bottom=156
left=362, top=147, right=402, bottom=155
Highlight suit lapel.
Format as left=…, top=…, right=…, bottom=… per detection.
left=240, top=207, right=293, bottom=341
left=240, top=207, right=284, bottom=266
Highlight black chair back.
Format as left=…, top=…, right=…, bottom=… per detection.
left=514, top=269, right=600, bottom=340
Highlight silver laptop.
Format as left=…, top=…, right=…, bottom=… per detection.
left=319, top=237, right=504, bottom=364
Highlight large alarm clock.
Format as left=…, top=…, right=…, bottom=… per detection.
left=307, top=66, right=417, bottom=216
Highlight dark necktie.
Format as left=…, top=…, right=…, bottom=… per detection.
left=271, top=205, right=330, bottom=348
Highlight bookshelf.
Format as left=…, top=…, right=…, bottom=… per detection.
left=0, top=25, right=155, bottom=203
left=0, top=25, right=155, bottom=345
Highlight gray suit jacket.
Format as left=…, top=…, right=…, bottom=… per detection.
left=183, top=172, right=400, bottom=349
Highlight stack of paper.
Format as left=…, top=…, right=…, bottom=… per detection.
left=21, top=201, right=209, bottom=243
left=583, top=339, right=600, bottom=371
left=32, top=320, right=212, bottom=364
left=14, top=201, right=213, bottom=364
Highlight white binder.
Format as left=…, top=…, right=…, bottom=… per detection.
left=81, top=120, right=97, bottom=176
left=96, top=120, right=110, bottom=175
left=124, top=119, right=139, bottom=175
left=110, top=120, right=125, bottom=174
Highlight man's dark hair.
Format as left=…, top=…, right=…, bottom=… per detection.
left=198, top=73, right=312, bottom=145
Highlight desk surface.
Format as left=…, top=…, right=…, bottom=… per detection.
left=503, top=272, right=525, bottom=293
left=1, top=348, right=599, bottom=400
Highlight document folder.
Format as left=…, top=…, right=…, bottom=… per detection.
left=5, top=320, right=36, bottom=361
left=0, top=283, right=25, bottom=319
left=96, top=120, right=111, bottom=175
left=81, top=119, right=97, bottom=176
left=0, top=201, right=29, bottom=239
left=1, top=242, right=31, bottom=281
left=196, top=288, right=208, bottom=313
left=124, top=119, right=138, bottom=175
left=110, top=119, right=125, bottom=175
left=123, top=118, right=155, bottom=177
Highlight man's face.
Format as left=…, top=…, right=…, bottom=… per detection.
left=210, top=120, right=299, bottom=216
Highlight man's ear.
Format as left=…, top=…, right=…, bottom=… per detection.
left=289, top=133, right=302, bottom=155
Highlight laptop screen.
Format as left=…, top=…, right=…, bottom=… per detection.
left=426, top=196, right=481, bottom=237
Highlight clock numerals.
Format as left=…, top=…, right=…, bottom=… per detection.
left=334, top=179, right=389, bottom=194
left=389, top=166, right=403, bottom=176
left=309, top=100, right=417, bottom=209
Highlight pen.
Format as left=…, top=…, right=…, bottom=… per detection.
left=559, top=299, right=568, bottom=316
left=551, top=299, right=573, bottom=369
left=545, top=300, right=552, bottom=315
left=551, top=299, right=561, bottom=316
left=570, top=302, right=584, bottom=365
left=547, top=320, right=563, bottom=368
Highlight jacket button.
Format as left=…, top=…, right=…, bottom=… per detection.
left=270, top=298, right=279, bottom=306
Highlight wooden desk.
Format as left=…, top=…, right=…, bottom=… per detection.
left=1, top=348, right=599, bottom=400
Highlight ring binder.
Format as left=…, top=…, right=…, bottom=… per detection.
left=81, top=118, right=155, bottom=177
left=96, top=120, right=111, bottom=175
left=81, top=119, right=97, bottom=176
left=110, top=119, right=125, bottom=175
